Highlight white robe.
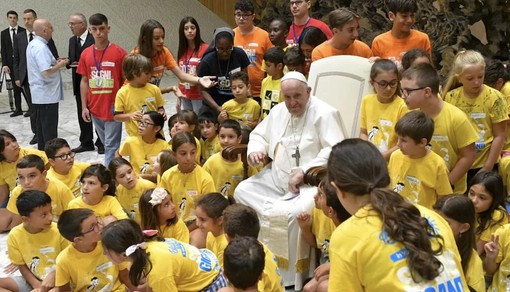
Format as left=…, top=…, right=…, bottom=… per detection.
left=234, top=96, right=344, bottom=289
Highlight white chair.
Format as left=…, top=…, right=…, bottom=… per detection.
left=308, top=55, right=374, bottom=138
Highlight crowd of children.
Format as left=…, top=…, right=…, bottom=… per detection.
left=2, top=0, right=510, bottom=290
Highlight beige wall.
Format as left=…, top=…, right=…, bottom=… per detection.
left=0, top=0, right=228, bottom=58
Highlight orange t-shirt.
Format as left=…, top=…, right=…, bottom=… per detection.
left=233, top=27, right=274, bottom=97
left=371, top=30, right=431, bottom=69
left=311, top=40, right=373, bottom=61
left=132, top=47, right=177, bottom=87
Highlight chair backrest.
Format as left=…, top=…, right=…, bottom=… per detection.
left=308, top=55, right=374, bottom=138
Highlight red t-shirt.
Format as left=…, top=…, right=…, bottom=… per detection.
left=286, top=18, right=333, bottom=45
left=178, top=43, right=208, bottom=100
left=77, top=43, right=127, bottom=121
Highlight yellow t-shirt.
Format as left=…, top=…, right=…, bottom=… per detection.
left=444, top=85, right=509, bottom=168
left=465, top=249, right=485, bottom=292
left=170, top=136, right=201, bottom=165
left=116, top=177, right=156, bottom=223
left=67, top=196, right=128, bottom=220
left=221, top=98, right=261, bottom=128
left=388, top=150, right=452, bottom=209
left=7, top=178, right=74, bottom=220
left=0, top=147, right=48, bottom=192
left=145, top=239, right=220, bottom=291
left=114, top=83, right=165, bottom=137
left=47, top=162, right=90, bottom=197
left=475, top=207, right=508, bottom=242
left=201, top=135, right=222, bottom=162
left=500, top=81, right=510, bottom=151
left=311, top=207, right=336, bottom=262
left=328, top=204, right=468, bottom=291
left=360, top=94, right=408, bottom=153
left=55, top=243, right=127, bottom=291
left=259, top=242, right=284, bottom=292
left=8, top=222, right=69, bottom=281
left=206, top=232, right=228, bottom=268
left=159, top=165, right=215, bottom=222
left=161, top=219, right=190, bottom=243
left=202, top=153, right=257, bottom=196
left=119, top=136, right=170, bottom=175
left=260, top=75, right=283, bottom=120
left=489, top=224, right=510, bottom=291
left=429, top=102, right=479, bottom=194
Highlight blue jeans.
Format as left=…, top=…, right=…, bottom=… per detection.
left=91, top=114, right=122, bottom=166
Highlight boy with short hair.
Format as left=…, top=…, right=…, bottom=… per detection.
left=371, top=0, right=431, bottom=69
left=223, top=204, right=284, bottom=292
left=401, top=63, right=477, bottom=194
left=0, top=191, right=68, bottom=292
left=219, top=71, right=261, bottom=129
left=218, top=236, right=265, bottom=292
left=388, top=110, right=452, bottom=208
left=261, top=47, right=285, bottom=120
left=45, top=138, right=90, bottom=197
left=55, top=208, right=134, bottom=291
left=199, top=112, right=221, bottom=163
left=7, top=154, right=74, bottom=224
left=268, top=18, right=290, bottom=49
left=283, top=46, right=306, bottom=75
left=203, top=120, right=257, bottom=196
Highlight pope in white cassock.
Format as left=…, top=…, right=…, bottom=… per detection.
left=234, top=71, right=344, bottom=289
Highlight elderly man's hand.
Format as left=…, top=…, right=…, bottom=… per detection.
left=289, top=168, right=304, bottom=193
left=248, top=151, right=267, bottom=166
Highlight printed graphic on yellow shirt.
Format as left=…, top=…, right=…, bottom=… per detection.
left=262, top=89, right=281, bottom=117
left=87, top=261, right=115, bottom=291
left=30, top=252, right=56, bottom=279
left=367, top=118, right=394, bottom=152
left=392, top=175, right=422, bottom=204
left=432, top=135, right=451, bottom=169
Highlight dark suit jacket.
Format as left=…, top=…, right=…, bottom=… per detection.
left=1, top=26, right=25, bottom=68
left=13, top=31, right=59, bottom=85
left=68, top=32, right=94, bottom=96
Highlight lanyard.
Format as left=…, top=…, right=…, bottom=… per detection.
left=183, top=48, right=195, bottom=71
left=292, top=17, right=311, bottom=44
left=93, top=42, right=110, bottom=72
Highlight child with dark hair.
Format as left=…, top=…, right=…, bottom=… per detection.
left=401, top=48, right=431, bottom=71
left=283, top=46, right=306, bottom=75
left=261, top=47, right=285, bottom=120
left=199, top=111, right=221, bottom=163
left=298, top=26, right=327, bottom=73
left=0, top=191, right=68, bottom=291
left=55, top=208, right=134, bottom=291
left=173, top=109, right=202, bottom=164
left=268, top=18, right=289, bottom=49
left=151, top=149, right=177, bottom=184
left=219, top=71, right=260, bottom=129
left=45, top=137, right=90, bottom=197
left=388, top=111, right=452, bottom=208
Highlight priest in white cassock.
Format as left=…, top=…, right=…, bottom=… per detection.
left=234, top=71, right=343, bottom=289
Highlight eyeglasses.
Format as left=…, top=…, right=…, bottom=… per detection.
left=401, top=87, right=427, bottom=97
left=138, top=120, right=155, bottom=127
left=234, top=13, right=253, bottom=19
left=373, top=80, right=399, bottom=89
left=68, top=22, right=83, bottom=27
left=80, top=216, right=103, bottom=236
left=216, top=47, right=233, bottom=53
left=54, top=152, right=75, bottom=160
left=290, top=0, right=305, bottom=6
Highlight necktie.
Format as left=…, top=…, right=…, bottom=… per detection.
left=11, top=28, right=16, bottom=36
left=29, top=32, right=33, bottom=42
left=77, top=36, right=82, bottom=47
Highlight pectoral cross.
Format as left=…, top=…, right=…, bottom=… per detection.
left=292, top=147, right=300, bottom=167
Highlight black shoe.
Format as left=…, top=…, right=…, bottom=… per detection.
left=72, top=145, right=95, bottom=153
left=97, top=147, right=105, bottom=155
left=29, top=136, right=37, bottom=145
left=23, top=111, right=30, bottom=117
left=10, top=111, right=22, bottom=117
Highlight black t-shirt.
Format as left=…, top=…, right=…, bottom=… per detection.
left=197, top=47, right=250, bottom=106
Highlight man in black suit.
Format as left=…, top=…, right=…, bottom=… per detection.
left=13, top=9, right=59, bottom=145
left=1, top=10, right=25, bottom=117
left=68, top=12, right=103, bottom=153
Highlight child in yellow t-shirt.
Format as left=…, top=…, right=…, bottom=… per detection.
left=0, top=191, right=68, bottom=291
left=114, top=53, right=166, bottom=137
left=484, top=222, right=510, bottom=291
left=360, top=59, right=408, bottom=160
left=159, top=131, right=215, bottom=247
left=198, top=112, right=221, bottom=163
left=138, top=187, right=189, bottom=243
left=388, top=111, right=452, bottom=208
left=117, top=111, right=170, bottom=180
left=7, top=155, right=74, bottom=224
left=195, top=193, right=235, bottom=267
left=203, top=120, right=257, bottom=196
left=108, top=158, right=156, bottom=223
left=45, top=138, right=90, bottom=197
left=151, top=149, right=177, bottom=184
left=467, top=170, right=509, bottom=256
left=219, top=71, right=260, bottom=129
left=433, top=195, right=485, bottom=292
left=260, top=47, right=285, bottom=120
left=55, top=208, right=134, bottom=291
left=67, top=164, right=128, bottom=222
left=172, top=110, right=202, bottom=164
left=223, top=204, right=284, bottom=292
